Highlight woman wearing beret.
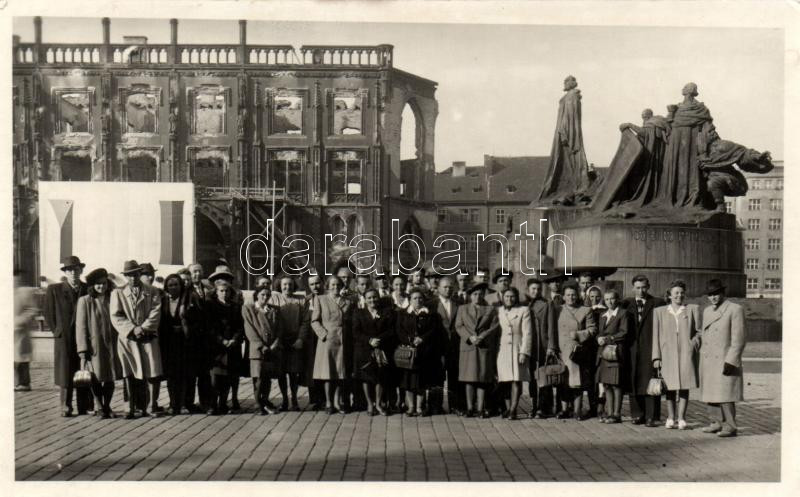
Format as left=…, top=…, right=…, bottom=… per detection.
left=455, top=282, right=499, bottom=417
left=76, top=268, right=121, bottom=419
left=652, top=279, right=701, bottom=430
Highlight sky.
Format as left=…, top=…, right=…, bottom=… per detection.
left=13, top=17, right=785, bottom=170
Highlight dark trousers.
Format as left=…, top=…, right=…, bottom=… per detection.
left=528, top=377, right=554, bottom=415
left=445, top=349, right=464, bottom=413
left=211, top=374, right=231, bottom=410
left=308, top=380, right=325, bottom=407
left=125, top=377, right=146, bottom=413
left=60, top=382, right=94, bottom=414
left=185, top=372, right=213, bottom=410
left=167, top=375, right=189, bottom=411
left=630, top=394, right=662, bottom=421
left=14, top=362, right=31, bottom=387
left=90, top=380, right=115, bottom=413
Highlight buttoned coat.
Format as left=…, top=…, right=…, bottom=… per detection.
left=595, top=308, right=630, bottom=386
left=454, top=302, right=499, bottom=383
left=555, top=305, right=596, bottom=388
left=311, top=294, right=353, bottom=380
left=526, top=297, right=556, bottom=367
left=44, top=281, right=88, bottom=386
left=269, top=292, right=307, bottom=374
left=242, top=301, right=283, bottom=377
left=496, top=306, right=533, bottom=382
left=76, top=294, right=122, bottom=383
left=110, top=284, right=163, bottom=379
left=652, top=304, right=700, bottom=391
left=351, top=307, right=396, bottom=383
left=698, top=300, right=746, bottom=403
left=622, top=295, right=666, bottom=394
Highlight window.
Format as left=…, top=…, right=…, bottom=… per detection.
left=332, top=92, right=363, bottom=135
left=460, top=209, right=470, bottom=223
left=269, top=150, right=304, bottom=194
left=495, top=208, right=506, bottom=224
left=748, top=219, right=760, bottom=231
left=400, top=182, right=407, bottom=196
left=764, top=278, right=781, bottom=290
left=769, top=219, right=781, bottom=231
left=271, top=92, right=303, bottom=135
left=746, top=258, right=759, bottom=270
left=60, top=155, right=92, bottom=181
left=764, top=180, right=773, bottom=190
left=329, top=150, right=363, bottom=196
left=495, top=243, right=502, bottom=254
left=745, top=239, right=760, bottom=250
left=437, top=209, right=448, bottom=223
left=725, top=201, right=732, bottom=214
left=767, top=258, right=780, bottom=270
left=751, top=180, right=761, bottom=190
left=470, top=208, right=480, bottom=223
left=776, top=179, right=783, bottom=190
left=748, top=199, right=761, bottom=211
left=466, top=237, right=478, bottom=253
left=192, top=87, right=227, bottom=135
left=768, top=238, right=781, bottom=250
left=126, top=154, right=158, bottom=182
left=506, top=185, right=517, bottom=193
left=770, top=199, right=782, bottom=211
left=746, top=278, right=759, bottom=290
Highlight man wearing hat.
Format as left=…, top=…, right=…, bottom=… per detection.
left=110, top=260, right=164, bottom=418
left=544, top=273, right=566, bottom=308
left=139, top=263, right=161, bottom=293
left=44, top=256, right=94, bottom=416
left=698, top=279, right=746, bottom=437
left=485, top=268, right=513, bottom=307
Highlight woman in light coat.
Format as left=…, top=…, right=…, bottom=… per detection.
left=652, top=279, right=700, bottom=430
left=243, top=283, right=283, bottom=415
left=311, top=275, right=353, bottom=414
left=555, top=284, right=597, bottom=420
left=76, top=268, right=121, bottom=418
left=496, top=288, right=532, bottom=420
left=455, top=282, right=499, bottom=417
left=698, top=280, right=746, bottom=437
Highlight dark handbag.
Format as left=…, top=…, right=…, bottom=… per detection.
left=646, top=367, right=666, bottom=396
left=601, top=344, right=619, bottom=362
left=73, top=361, right=96, bottom=388
left=393, top=345, right=418, bottom=370
left=569, top=342, right=593, bottom=365
left=536, top=355, right=568, bottom=387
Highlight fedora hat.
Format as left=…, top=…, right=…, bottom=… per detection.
left=208, top=265, right=235, bottom=283
left=86, top=268, right=109, bottom=286
left=467, top=282, right=489, bottom=295
left=121, top=260, right=142, bottom=275
left=492, top=268, right=513, bottom=284
left=139, top=262, right=157, bottom=275
left=60, top=255, right=86, bottom=271
left=705, top=279, right=726, bottom=295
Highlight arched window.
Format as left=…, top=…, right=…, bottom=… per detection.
left=346, top=214, right=363, bottom=239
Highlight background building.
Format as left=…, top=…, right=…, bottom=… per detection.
left=12, top=17, right=439, bottom=287
left=727, top=162, right=784, bottom=298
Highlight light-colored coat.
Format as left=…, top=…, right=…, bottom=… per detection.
left=311, top=294, right=352, bottom=380
left=76, top=294, right=122, bottom=383
left=555, top=305, right=596, bottom=388
left=496, top=306, right=533, bottom=382
left=699, top=300, right=746, bottom=403
left=652, top=304, right=700, bottom=391
left=110, top=284, right=163, bottom=379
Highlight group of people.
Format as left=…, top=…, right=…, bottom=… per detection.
left=36, top=255, right=747, bottom=437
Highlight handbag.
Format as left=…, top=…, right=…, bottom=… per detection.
left=72, top=361, right=95, bottom=388
left=536, top=355, right=568, bottom=387
left=570, top=342, right=593, bottom=365
left=393, top=345, right=418, bottom=370
left=601, top=344, right=619, bottom=362
left=646, top=368, right=666, bottom=397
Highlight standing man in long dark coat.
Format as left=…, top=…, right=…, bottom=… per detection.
left=524, top=278, right=557, bottom=418
left=44, top=255, right=94, bottom=416
left=538, top=75, right=594, bottom=206
left=622, top=274, right=665, bottom=426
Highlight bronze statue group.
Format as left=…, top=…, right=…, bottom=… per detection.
left=40, top=255, right=746, bottom=438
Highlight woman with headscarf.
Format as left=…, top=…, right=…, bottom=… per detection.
left=76, top=268, right=121, bottom=418
left=243, top=282, right=283, bottom=415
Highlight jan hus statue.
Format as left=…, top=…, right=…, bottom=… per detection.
left=538, top=75, right=595, bottom=206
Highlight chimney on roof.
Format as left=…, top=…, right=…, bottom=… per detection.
left=484, top=154, right=496, bottom=176
left=452, top=161, right=466, bottom=177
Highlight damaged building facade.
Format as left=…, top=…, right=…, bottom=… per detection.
left=13, top=17, right=438, bottom=285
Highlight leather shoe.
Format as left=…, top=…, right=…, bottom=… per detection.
left=645, top=419, right=659, bottom=428
left=717, top=428, right=738, bottom=438
left=631, top=417, right=646, bottom=425
left=702, top=422, right=723, bottom=433
left=556, top=411, right=571, bottom=420
left=480, top=410, right=491, bottom=419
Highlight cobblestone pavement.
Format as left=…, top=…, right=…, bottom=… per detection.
left=15, top=367, right=780, bottom=481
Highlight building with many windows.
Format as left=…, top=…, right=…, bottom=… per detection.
left=12, top=17, right=439, bottom=286
left=727, top=163, right=783, bottom=298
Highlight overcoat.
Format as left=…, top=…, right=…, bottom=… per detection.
left=395, top=307, right=442, bottom=392
left=44, top=281, right=88, bottom=386
left=76, top=294, right=122, bottom=383
left=351, top=307, right=395, bottom=383
left=311, top=294, right=353, bottom=380
left=622, top=295, right=666, bottom=394
left=698, top=300, right=746, bottom=403
left=496, top=306, right=533, bottom=382
left=269, top=292, right=306, bottom=374
left=454, top=302, right=499, bottom=383
left=110, top=284, right=163, bottom=379
left=554, top=304, right=596, bottom=388
left=242, top=301, right=283, bottom=378
left=526, top=297, right=556, bottom=368
left=652, top=304, right=700, bottom=391
left=595, top=307, right=630, bottom=386
left=159, top=291, right=208, bottom=379
left=205, top=297, right=245, bottom=376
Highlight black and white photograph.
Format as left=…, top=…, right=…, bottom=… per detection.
left=5, top=0, right=798, bottom=492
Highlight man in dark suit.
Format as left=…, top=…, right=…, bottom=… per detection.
left=623, top=274, right=665, bottom=426
left=454, top=270, right=471, bottom=305
left=43, top=256, right=94, bottom=416
left=430, top=276, right=463, bottom=415
left=185, top=262, right=213, bottom=413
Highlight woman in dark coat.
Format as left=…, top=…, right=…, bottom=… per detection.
left=595, top=289, right=630, bottom=423
left=270, top=276, right=306, bottom=411
left=159, top=274, right=206, bottom=415
left=205, top=278, right=245, bottom=415
left=395, top=287, right=442, bottom=417
left=351, top=288, right=395, bottom=416
left=76, top=268, right=121, bottom=418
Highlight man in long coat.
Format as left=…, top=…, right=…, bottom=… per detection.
left=524, top=278, right=557, bottom=418
left=699, top=279, right=746, bottom=437
left=622, top=275, right=664, bottom=427
left=44, top=256, right=94, bottom=416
